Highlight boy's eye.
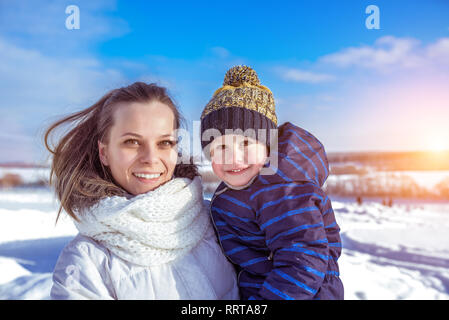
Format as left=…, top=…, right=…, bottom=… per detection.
left=242, top=139, right=251, bottom=147
left=216, top=144, right=227, bottom=151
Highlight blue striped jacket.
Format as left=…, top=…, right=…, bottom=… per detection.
left=210, top=122, right=344, bottom=300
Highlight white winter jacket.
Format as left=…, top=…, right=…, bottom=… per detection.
left=51, top=231, right=239, bottom=299
left=50, top=177, right=239, bottom=300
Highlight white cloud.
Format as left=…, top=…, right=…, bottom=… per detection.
left=426, top=38, right=449, bottom=64
left=319, top=36, right=449, bottom=72
left=210, top=47, right=231, bottom=59
left=274, top=35, right=449, bottom=152
left=0, top=0, right=129, bottom=55
left=319, top=36, right=424, bottom=70
left=277, top=68, right=335, bottom=83
left=0, top=37, right=129, bottom=163
left=0, top=37, right=127, bottom=110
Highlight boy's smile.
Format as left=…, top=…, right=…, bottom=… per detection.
left=209, top=134, right=267, bottom=188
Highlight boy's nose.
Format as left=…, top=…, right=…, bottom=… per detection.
left=231, top=146, right=245, bottom=165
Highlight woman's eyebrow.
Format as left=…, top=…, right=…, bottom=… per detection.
left=121, top=132, right=142, bottom=138
left=160, top=134, right=175, bottom=138
left=120, top=133, right=175, bottom=138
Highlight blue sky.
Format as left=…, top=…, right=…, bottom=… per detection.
left=0, top=0, right=449, bottom=163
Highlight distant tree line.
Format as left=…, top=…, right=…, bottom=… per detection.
left=324, top=174, right=449, bottom=200
left=2, top=160, right=449, bottom=200
left=328, top=151, right=449, bottom=171
left=0, top=174, right=48, bottom=189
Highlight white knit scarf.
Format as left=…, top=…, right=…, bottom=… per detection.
left=74, top=176, right=211, bottom=267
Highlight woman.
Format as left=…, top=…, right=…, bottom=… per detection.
left=44, top=82, right=239, bottom=299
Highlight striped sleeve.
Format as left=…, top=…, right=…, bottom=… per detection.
left=251, top=183, right=330, bottom=300
left=210, top=192, right=266, bottom=270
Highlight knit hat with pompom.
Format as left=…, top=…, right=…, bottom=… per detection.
left=200, top=65, right=277, bottom=150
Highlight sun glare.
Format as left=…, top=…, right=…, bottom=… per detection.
left=427, top=135, right=448, bottom=152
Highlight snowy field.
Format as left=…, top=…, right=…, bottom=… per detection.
left=0, top=186, right=448, bottom=300
left=334, top=197, right=449, bottom=299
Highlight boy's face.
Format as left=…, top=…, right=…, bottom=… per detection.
left=209, top=134, right=268, bottom=187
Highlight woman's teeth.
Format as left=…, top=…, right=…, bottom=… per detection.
left=230, top=168, right=247, bottom=173
left=134, top=173, right=161, bottom=179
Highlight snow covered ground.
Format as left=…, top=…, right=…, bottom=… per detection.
left=0, top=187, right=448, bottom=300
left=334, top=197, right=449, bottom=299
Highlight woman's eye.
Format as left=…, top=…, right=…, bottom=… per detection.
left=159, top=140, right=177, bottom=147
left=124, top=139, right=139, bottom=146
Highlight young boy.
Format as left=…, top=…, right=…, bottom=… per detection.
left=200, top=66, right=344, bottom=300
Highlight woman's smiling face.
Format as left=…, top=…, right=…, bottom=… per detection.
left=98, top=101, right=178, bottom=195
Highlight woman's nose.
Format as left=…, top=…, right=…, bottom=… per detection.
left=140, top=145, right=159, bottom=164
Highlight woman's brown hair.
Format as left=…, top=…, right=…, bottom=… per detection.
left=44, top=82, right=198, bottom=223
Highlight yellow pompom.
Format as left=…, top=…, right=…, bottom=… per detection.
left=223, top=65, right=260, bottom=87
left=202, top=65, right=277, bottom=125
